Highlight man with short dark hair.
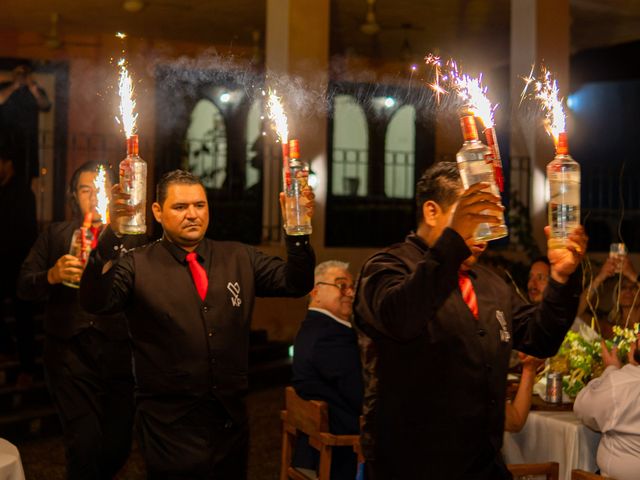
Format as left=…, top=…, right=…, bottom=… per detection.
left=18, top=161, right=136, bottom=480
left=292, top=260, right=362, bottom=479
left=527, top=256, right=550, bottom=304
left=354, top=161, right=588, bottom=479
left=80, top=169, right=316, bottom=479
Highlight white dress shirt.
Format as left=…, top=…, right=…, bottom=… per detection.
left=574, top=364, right=640, bottom=480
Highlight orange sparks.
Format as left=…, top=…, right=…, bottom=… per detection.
left=525, top=67, right=566, bottom=144
left=266, top=90, right=289, bottom=144
left=94, top=165, right=110, bottom=224
left=117, top=58, right=138, bottom=138
left=425, top=54, right=446, bottom=103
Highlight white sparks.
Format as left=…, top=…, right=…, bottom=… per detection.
left=117, top=58, right=138, bottom=138
left=94, top=166, right=109, bottom=224
left=266, top=90, right=288, bottom=143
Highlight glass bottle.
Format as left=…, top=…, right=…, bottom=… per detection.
left=62, top=213, right=94, bottom=289
left=118, top=134, right=147, bottom=234
left=283, top=139, right=312, bottom=236
left=455, top=115, right=508, bottom=242
left=547, top=132, right=580, bottom=250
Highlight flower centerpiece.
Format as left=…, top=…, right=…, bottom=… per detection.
left=549, top=323, right=639, bottom=398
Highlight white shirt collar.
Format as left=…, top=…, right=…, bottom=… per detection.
left=308, top=307, right=352, bottom=329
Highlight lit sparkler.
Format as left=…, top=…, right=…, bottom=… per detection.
left=534, top=68, right=566, bottom=145
left=115, top=32, right=127, bottom=39
left=94, top=165, right=110, bottom=224
left=116, top=58, right=138, bottom=139
left=454, top=73, right=496, bottom=128
left=266, top=90, right=289, bottom=144
left=521, top=66, right=567, bottom=146
left=266, top=90, right=292, bottom=191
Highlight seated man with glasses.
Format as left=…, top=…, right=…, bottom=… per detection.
left=291, top=260, right=363, bottom=480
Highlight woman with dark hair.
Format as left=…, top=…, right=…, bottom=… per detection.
left=17, top=161, right=143, bottom=479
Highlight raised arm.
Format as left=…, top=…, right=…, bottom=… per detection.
left=512, top=226, right=588, bottom=357
left=78, top=226, right=136, bottom=315
left=253, top=235, right=315, bottom=297
left=356, top=228, right=470, bottom=343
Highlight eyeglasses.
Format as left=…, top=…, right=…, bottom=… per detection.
left=315, top=281, right=355, bottom=295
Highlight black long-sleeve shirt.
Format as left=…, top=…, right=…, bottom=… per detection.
left=353, top=228, right=582, bottom=480
left=79, top=227, right=315, bottom=421
left=17, top=221, right=133, bottom=340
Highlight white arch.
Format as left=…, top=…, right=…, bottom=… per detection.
left=385, top=105, right=415, bottom=198
left=332, top=94, right=368, bottom=196
left=185, top=99, right=227, bottom=189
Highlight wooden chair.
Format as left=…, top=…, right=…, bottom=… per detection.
left=280, top=386, right=361, bottom=480
left=507, top=462, right=560, bottom=480
left=571, top=470, right=614, bottom=479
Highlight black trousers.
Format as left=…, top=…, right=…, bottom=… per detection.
left=136, top=396, right=249, bottom=480
left=0, top=271, right=36, bottom=374
left=44, top=329, right=135, bottom=480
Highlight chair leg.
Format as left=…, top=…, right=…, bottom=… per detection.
left=280, top=428, right=295, bottom=480
left=318, top=445, right=332, bottom=480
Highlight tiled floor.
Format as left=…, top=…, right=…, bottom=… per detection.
left=17, top=387, right=285, bottom=479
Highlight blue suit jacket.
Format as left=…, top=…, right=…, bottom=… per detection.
left=292, top=309, right=364, bottom=479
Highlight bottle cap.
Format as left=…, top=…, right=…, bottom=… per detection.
left=127, top=134, right=139, bottom=156
left=460, top=116, right=479, bottom=142
left=556, top=132, right=569, bottom=155
left=289, top=139, right=300, bottom=158
left=82, top=212, right=93, bottom=228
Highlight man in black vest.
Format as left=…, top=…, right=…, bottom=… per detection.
left=18, top=162, right=136, bottom=479
left=353, top=162, right=588, bottom=480
left=80, top=169, right=316, bottom=479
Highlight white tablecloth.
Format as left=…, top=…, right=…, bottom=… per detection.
left=0, top=439, right=25, bottom=480
left=503, top=411, right=601, bottom=480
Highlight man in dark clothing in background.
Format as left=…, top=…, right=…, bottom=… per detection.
left=80, top=170, right=316, bottom=479
left=0, top=63, right=51, bottom=183
left=0, top=134, right=37, bottom=385
left=18, top=161, right=136, bottom=480
left=354, top=162, right=588, bottom=480
left=292, top=259, right=363, bottom=480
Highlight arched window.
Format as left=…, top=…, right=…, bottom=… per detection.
left=332, top=94, right=368, bottom=196
left=385, top=105, right=415, bottom=198
left=185, top=99, right=227, bottom=189
left=245, top=98, right=263, bottom=190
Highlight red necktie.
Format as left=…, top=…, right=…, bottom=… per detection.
left=186, top=252, right=208, bottom=301
left=458, top=272, right=479, bottom=319
left=89, top=226, right=101, bottom=249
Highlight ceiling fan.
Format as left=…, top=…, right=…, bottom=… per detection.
left=121, top=0, right=192, bottom=13
left=19, top=13, right=99, bottom=50
left=358, top=0, right=424, bottom=59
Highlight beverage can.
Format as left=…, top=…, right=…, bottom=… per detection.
left=546, top=372, right=563, bottom=404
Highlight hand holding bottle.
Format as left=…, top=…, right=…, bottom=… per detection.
left=449, top=183, right=504, bottom=245
left=279, top=185, right=315, bottom=233
left=546, top=225, right=588, bottom=284
left=48, top=254, right=84, bottom=285
left=109, top=184, right=137, bottom=236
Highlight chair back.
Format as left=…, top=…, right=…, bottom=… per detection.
left=571, top=470, right=613, bottom=480
left=283, top=386, right=330, bottom=451
left=507, top=462, right=560, bottom=480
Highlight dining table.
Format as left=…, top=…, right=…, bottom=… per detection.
left=503, top=407, right=601, bottom=480
left=0, top=438, right=25, bottom=480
